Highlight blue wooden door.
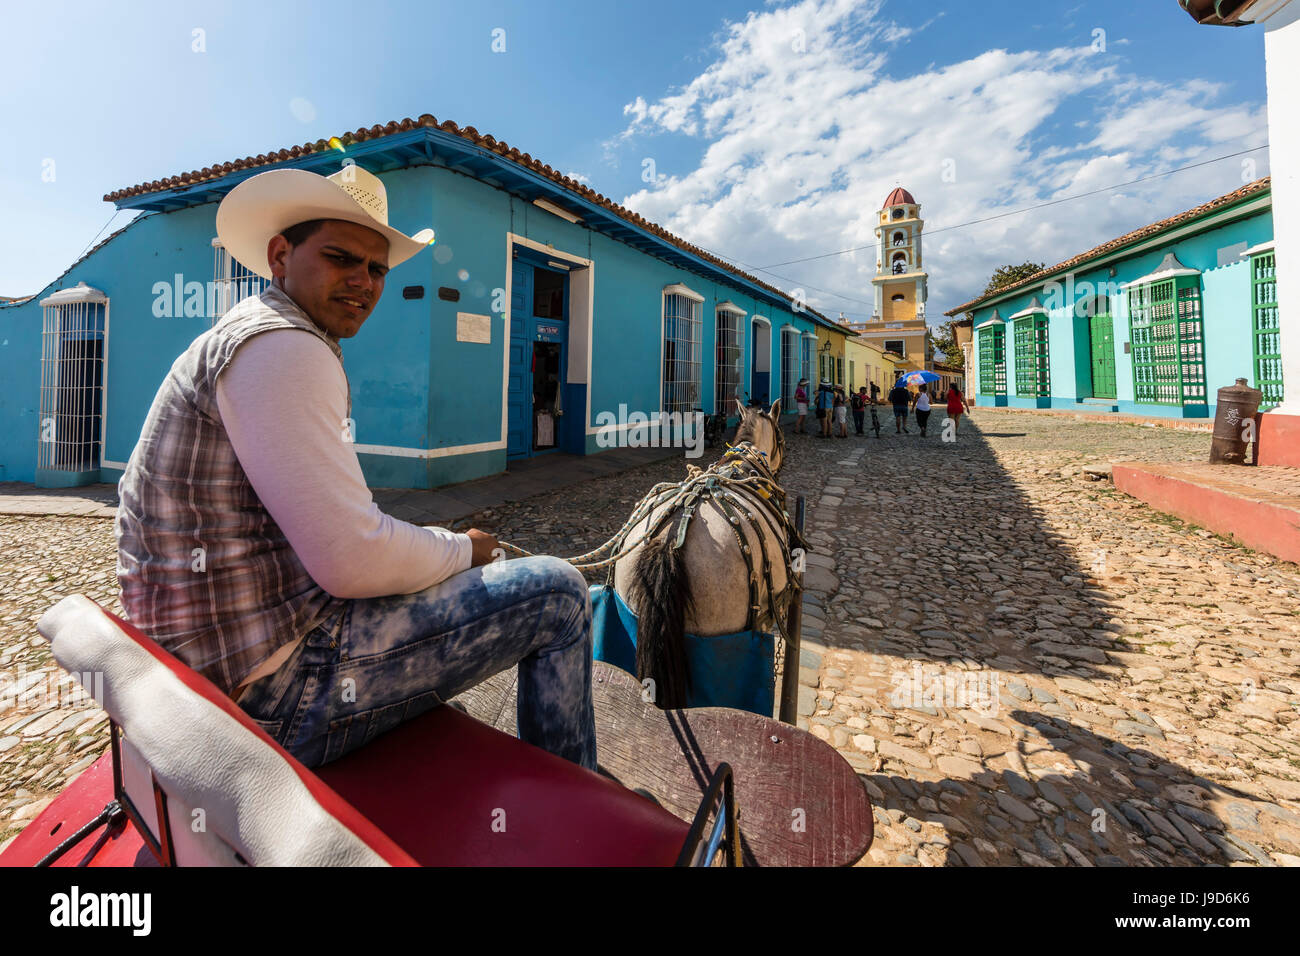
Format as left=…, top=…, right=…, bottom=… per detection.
left=507, top=262, right=531, bottom=458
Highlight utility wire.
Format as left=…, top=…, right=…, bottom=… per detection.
left=752, top=145, right=1269, bottom=270
left=71, top=209, right=126, bottom=264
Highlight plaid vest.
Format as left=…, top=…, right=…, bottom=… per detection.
left=115, top=284, right=350, bottom=695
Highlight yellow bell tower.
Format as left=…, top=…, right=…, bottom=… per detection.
left=850, top=186, right=931, bottom=370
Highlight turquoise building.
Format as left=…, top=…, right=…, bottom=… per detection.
left=947, top=179, right=1280, bottom=419
left=0, top=115, right=843, bottom=489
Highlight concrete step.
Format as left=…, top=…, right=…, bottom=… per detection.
left=1112, top=462, right=1300, bottom=564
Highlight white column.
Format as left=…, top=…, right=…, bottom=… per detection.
left=1265, top=5, right=1300, bottom=414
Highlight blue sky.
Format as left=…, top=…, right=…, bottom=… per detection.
left=0, top=0, right=1271, bottom=318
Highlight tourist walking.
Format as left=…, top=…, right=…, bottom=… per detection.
left=946, top=383, right=970, bottom=437
left=795, top=378, right=810, bottom=434
left=888, top=380, right=910, bottom=434
left=833, top=387, right=849, bottom=438
left=816, top=379, right=835, bottom=437
left=851, top=386, right=867, bottom=435
left=913, top=384, right=932, bottom=437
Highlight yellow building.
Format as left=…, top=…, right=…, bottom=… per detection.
left=845, top=335, right=896, bottom=400
left=814, top=322, right=850, bottom=386
left=843, top=186, right=933, bottom=371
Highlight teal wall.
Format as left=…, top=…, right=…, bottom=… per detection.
left=0, top=162, right=823, bottom=488
left=971, top=205, right=1273, bottom=419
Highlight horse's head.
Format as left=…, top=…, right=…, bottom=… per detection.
left=733, top=399, right=785, bottom=472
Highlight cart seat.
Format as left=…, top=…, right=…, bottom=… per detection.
left=26, top=595, right=689, bottom=867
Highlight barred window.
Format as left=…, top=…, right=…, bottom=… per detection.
left=780, top=328, right=799, bottom=411
left=1252, top=250, right=1283, bottom=410
left=979, top=323, right=1006, bottom=394
left=1013, top=314, right=1049, bottom=398
left=1128, top=273, right=1205, bottom=407
left=38, top=284, right=108, bottom=474
left=715, top=306, right=744, bottom=418
left=663, top=291, right=702, bottom=416
left=212, top=238, right=268, bottom=324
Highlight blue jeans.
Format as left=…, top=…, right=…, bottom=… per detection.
left=236, top=556, right=597, bottom=771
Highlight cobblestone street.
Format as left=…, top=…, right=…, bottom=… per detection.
left=2, top=408, right=1298, bottom=864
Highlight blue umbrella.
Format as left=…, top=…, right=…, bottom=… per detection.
left=895, top=370, right=941, bottom=386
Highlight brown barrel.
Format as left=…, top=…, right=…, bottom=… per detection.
left=1209, top=377, right=1263, bottom=465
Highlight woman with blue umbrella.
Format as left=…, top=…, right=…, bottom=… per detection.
left=893, top=370, right=941, bottom=436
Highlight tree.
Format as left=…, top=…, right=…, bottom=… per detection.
left=932, top=318, right=963, bottom=368
left=967, top=262, right=1046, bottom=321
left=935, top=262, right=1047, bottom=368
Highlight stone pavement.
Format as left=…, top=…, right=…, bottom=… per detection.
left=777, top=410, right=1300, bottom=867
left=2, top=410, right=1298, bottom=865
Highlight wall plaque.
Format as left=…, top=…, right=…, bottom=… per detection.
left=456, top=312, right=491, bottom=344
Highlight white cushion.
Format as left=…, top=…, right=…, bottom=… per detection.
left=38, top=594, right=392, bottom=867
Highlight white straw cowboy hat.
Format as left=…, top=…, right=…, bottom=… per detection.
left=215, top=165, right=435, bottom=280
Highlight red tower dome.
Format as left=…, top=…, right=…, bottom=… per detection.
left=882, top=186, right=916, bottom=209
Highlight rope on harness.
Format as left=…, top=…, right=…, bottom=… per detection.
left=496, top=440, right=806, bottom=641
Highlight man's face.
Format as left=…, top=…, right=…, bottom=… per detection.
left=267, top=220, right=390, bottom=338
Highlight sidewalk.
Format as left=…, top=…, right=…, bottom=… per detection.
left=1112, top=462, right=1300, bottom=564
left=974, top=403, right=1214, bottom=432
left=0, top=445, right=685, bottom=524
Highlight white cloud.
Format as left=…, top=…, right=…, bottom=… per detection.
left=609, top=0, right=1269, bottom=321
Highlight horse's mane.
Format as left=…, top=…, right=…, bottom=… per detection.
left=733, top=415, right=762, bottom=446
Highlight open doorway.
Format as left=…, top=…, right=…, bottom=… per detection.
left=532, top=341, right=562, bottom=450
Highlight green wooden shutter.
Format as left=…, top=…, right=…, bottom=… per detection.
left=1128, top=275, right=1205, bottom=406
left=1252, top=251, right=1283, bottom=411
left=1014, top=315, right=1049, bottom=398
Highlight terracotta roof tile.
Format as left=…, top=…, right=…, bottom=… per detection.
left=944, top=177, right=1271, bottom=316
left=101, top=114, right=835, bottom=324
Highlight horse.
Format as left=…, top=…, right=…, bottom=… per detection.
left=611, top=399, right=800, bottom=709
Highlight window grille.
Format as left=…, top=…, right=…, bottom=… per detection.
left=1128, top=275, right=1206, bottom=406
left=212, top=239, right=268, bottom=324
left=979, top=324, right=1006, bottom=394
left=1251, top=251, right=1283, bottom=411
left=663, top=292, right=702, bottom=417
left=780, top=329, right=799, bottom=410
left=836, top=356, right=844, bottom=385
left=800, top=335, right=813, bottom=389
left=39, top=284, right=108, bottom=473
left=715, top=307, right=743, bottom=417
left=1013, top=314, right=1050, bottom=398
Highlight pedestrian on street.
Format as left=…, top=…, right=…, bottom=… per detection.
left=816, top=379, right=834, bottom=437
left=888, top=380, right=910, bottom=434
left=833, top=387, right=849, bottom=438
left=795, top=378, right=810, bottom=434
left=913, top=384, right=932, bottom=437
left=851, top=386, right=867, bottom=435
left=946, top=382, right=971, bottom=437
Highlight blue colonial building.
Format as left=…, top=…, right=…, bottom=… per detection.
left=0, top=115, right=846, bottom=489
left=947, top=178, right=1280, bottom=419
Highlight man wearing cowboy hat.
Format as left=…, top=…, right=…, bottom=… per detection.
left=115, top=164, right=596, bottom=770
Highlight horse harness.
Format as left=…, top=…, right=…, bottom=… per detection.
left=499, top=435, right=805, bottom=643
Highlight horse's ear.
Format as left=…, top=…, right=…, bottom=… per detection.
left=735, top=398, right=746, bottom=419
left=768, top=399, right=781, bottom=420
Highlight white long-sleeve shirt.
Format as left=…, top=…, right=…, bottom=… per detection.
left=215, top=328, right=472, bottom=691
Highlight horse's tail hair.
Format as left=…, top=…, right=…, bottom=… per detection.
left=628, top=523, right=694, bottom=709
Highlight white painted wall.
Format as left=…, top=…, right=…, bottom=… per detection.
left=1264, top=3, right=1300, bottom=414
